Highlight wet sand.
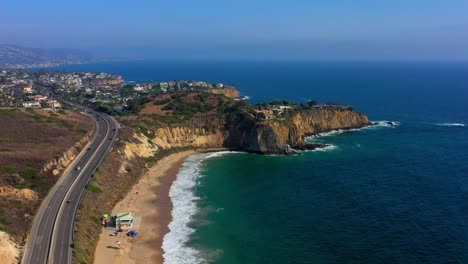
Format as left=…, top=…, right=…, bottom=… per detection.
left=93, top=150, right=197, bottom=264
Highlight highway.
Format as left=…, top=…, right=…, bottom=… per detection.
left=21, top=103, right=119, bottom=264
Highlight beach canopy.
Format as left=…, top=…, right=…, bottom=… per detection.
left=128, top=230, right=138, bottom=237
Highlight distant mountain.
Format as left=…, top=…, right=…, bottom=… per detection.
left=0, top=44, right=101, bottom=68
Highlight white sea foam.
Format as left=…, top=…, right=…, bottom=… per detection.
left=162, top=154, right=206, bottom=264
left=305, top=144, right=338, bottom=152
left=234, top=95, right=250, bottom=101
left=162, top=151, right=244, bottom=264
left=204, top=150, right=246, bottom=159
left=435, top=123, right=465, bottom=127
left=369, top=120, right=400, bottom=128
left=305, top=120, right=400, bottom=142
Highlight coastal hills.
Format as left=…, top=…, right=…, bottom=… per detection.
left=0, top=44, right=100, bottom=68
left=0, top=108, right=94, bottom=262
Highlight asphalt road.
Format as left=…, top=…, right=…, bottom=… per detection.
left=21, top=104, right=119, bottom=264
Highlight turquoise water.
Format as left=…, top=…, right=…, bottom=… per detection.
left=190, top=123, right=467, bottom=263
left=48, top=61, right=468, bottom=263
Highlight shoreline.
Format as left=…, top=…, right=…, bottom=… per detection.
left=93, top=150, right=197, bottom=264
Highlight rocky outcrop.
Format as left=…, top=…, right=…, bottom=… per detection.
left=152, top=127, right=225, bottom=149
left=0, top=185, right=39, bottom=202
left=121, top=126, right=225, bottom=160
left=41, top=132, right=93, bottom=175
left=0, top=232, right=19, bottom=264
left=225, top=108, right=369, bottom=154
left=122, top=107, right=369, bottom=156
left=208, top=86, right=240, bottom=98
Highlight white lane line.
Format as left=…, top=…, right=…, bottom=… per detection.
left=21, top=110, right=100, bottom=264
left=49, top=114, right=115, bottom=264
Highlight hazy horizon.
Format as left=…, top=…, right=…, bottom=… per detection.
left=2, top=0, right=468, bottom=61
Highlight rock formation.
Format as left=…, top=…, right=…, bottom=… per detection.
left=120, top=105, right=370, bottom=156
left=41, top=132, right=92, bottom=174
left=208, top=86, right=240, bottom=98
left=225, top=108, right=369, bottom=153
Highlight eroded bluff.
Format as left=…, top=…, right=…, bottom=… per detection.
left=224, top=108, right=369, bottom=154
left=123, top=108, right=370, bottom=156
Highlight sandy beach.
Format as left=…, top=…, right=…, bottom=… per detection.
left=93, top=150, right=197, bottom=264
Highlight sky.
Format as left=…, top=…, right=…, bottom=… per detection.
left=1, top=0, right=468, bottom=60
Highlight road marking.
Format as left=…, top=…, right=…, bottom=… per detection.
left=21, top=106, right=103, bottom=264
left=49, top=114, right=117, bottom=264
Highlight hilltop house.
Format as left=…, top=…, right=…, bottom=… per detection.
left=32, top=95, right=48, bottom=101
left=22, top=101, right=41, bottom=108
left=23, top=85, right=34, bottom=94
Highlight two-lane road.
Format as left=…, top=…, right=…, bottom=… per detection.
left=22, top=105, right=119, bottom=264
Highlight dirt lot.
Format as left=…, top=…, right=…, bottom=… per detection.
left=0, top=108, right=94, bottom=241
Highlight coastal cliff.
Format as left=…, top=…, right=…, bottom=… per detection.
left=225, top=108, right=369, bottom=153
left=118, top=93, right=370, bottom=155
left=208, top=86, right=240, bottom=98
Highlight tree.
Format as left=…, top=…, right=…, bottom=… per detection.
left=307, top=100, right=318, bottom=106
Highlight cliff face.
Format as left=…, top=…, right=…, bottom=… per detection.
left=224, top=108, right=369, bottom=153
left=122, top=108, right=369, bottom=156
left=208, top=87, right=240, bottom=98
left=122, top=127, right=225, bottom=160
left=42, top=132, right=92, bottom=175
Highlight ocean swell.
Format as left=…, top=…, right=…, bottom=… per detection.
left=435, top=123, right=465, bottom=127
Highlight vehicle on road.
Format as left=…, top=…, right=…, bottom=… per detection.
left=66, top=200, right=72, bottom=204
left=76, top=166, right=81, bottom=171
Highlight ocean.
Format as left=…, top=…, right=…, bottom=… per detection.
left=48, top=61, right=468, bottom=263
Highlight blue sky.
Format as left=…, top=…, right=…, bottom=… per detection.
left=1, top=0, right=468, bottom=60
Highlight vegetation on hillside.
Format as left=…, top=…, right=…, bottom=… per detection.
left=0, top=108, right=94, bottom=240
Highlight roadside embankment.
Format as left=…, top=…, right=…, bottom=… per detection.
left=0, top=108, right=94, bottom=251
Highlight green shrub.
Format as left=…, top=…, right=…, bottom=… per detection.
left=0, top=208, right=11, bottom=225
left=2, top=166, right=16, bottom=173
left=19, top=167, right=38, bottom=179
left=196, top=93, right=209, bottom=102
left=86, top=184, right=102, bottom=193
left=0, top=109, right=22, bottom=118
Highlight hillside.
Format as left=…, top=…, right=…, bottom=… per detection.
left=0, top=45, right=98, bottom=68
left=0, top=108, right=94, bottom=247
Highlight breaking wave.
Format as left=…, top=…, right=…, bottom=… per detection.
left=369, top=120, right=400, bottom=128
left=162, top=151, right=243, bottom=264
left=204, top=151, right=247, bottom=159
left=304, top=144, right=339, bottom=152
left=306, top=120, right=400, bottom=141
